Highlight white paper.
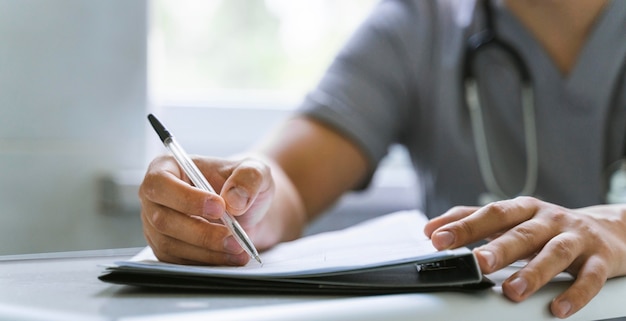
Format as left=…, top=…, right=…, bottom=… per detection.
left=116, top=210, right=469, bottom=278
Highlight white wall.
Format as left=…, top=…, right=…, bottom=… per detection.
left=0, top=0, right=148, bottom=254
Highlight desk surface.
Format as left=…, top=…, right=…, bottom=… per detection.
left=0, top=248, right=625, bottom=321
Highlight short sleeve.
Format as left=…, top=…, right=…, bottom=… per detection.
left=297, top=0, right=427, bottom=170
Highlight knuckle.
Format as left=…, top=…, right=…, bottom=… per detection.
left=243, top=170, right=264, bottom=188
left=225, top=160, right=271, bottom=199
left=482, top=201, right=516, bottom=225
left=550, top=237, right=577, bottom=262
left=179, top=191, right=202, bottom=214
left=546, top=208, right=568, bottom=224
left=197, top=229, right=221, bottom=249
left=582, top=267, right=607, bottom=286
left=238, top=163, right=265, bottom=184
left=152, top=250, right=170, bottom=262
left=195, top=222, right=229, bottom=249
left=149, top=208, right=170, bottom=232
left=140, top=162, right=175, bottom=202
left=139, top=171, right=158, bottom=200
left=485, top=201, right=509, bottom=218
left=510, top=224, right=538, bottom=245
left=152, top=237, right=175, bottom=259
left=456, top=219, right=477, bottom=239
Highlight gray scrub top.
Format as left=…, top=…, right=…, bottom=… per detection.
left=298, top=0, right=626, bottom=218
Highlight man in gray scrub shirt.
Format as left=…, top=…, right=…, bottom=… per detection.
left=139, top=0, right=626, bottom=318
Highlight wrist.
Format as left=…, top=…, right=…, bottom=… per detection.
left=247, top=155, right=308, bottom=250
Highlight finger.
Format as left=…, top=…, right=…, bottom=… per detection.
left=143, top=221, right=249, bottom=266
left=140, top=158, right=226, bottom=220
left=424, top=206, right=479, bottom=237
left=550, top=256, right=607, bottom=318
left=473, top=219, right=556, bottom=273
left=501, top=232, right=583, bottom=303
left=141, top=200, right=242, bottom=255
left=430, top=197, right=539, bottom=250
left=220, top=158, right=272, bottom=216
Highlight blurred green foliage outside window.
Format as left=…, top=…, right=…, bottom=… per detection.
left=150, top=0, right=376, bottom=105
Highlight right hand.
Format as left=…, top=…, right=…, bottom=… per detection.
left=138, top=154, right=275, bottom=266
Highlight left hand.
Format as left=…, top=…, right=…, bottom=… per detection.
left=424, top=196, right=626, bottom=319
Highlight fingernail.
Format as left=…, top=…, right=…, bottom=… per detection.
left=555, top=300, right=572, bottom=317
left=434, top=231, right=455, bottom=248
left=225, top=187, right=249, bottom=211
left=203, top=198, right=223, bottom=219
left=227, top=253, right=249, bottom=266
left=223, top=236, right=242, bottom=254
left=509, top=277, right=527, bottom=296
left=478, top=250, right=495, bottom=270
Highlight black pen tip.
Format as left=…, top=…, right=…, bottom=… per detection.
left=147, top=114, right=172, bottom=143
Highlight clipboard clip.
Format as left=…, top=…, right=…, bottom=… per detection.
left=415, top=261, right=456, bottom=272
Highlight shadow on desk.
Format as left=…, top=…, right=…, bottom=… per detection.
left=97, top=285, right=347, bottom=320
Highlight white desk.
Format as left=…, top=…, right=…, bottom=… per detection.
left=0, top=248, right=625, bottom=321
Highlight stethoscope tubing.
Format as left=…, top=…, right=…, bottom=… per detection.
left=464, top=0, right=538, bottom=203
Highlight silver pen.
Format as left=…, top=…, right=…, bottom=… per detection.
left=147, top=114, right=262, bottom=264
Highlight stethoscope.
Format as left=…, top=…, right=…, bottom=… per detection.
left=463, top=0, right=626, bottom=205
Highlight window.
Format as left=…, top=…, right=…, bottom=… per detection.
left=149, top=0, right=377, bottom=108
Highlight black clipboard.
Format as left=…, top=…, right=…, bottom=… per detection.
left=99, top=211, right=494, bottom=294
left=99, top=250, right=493, bottom=294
